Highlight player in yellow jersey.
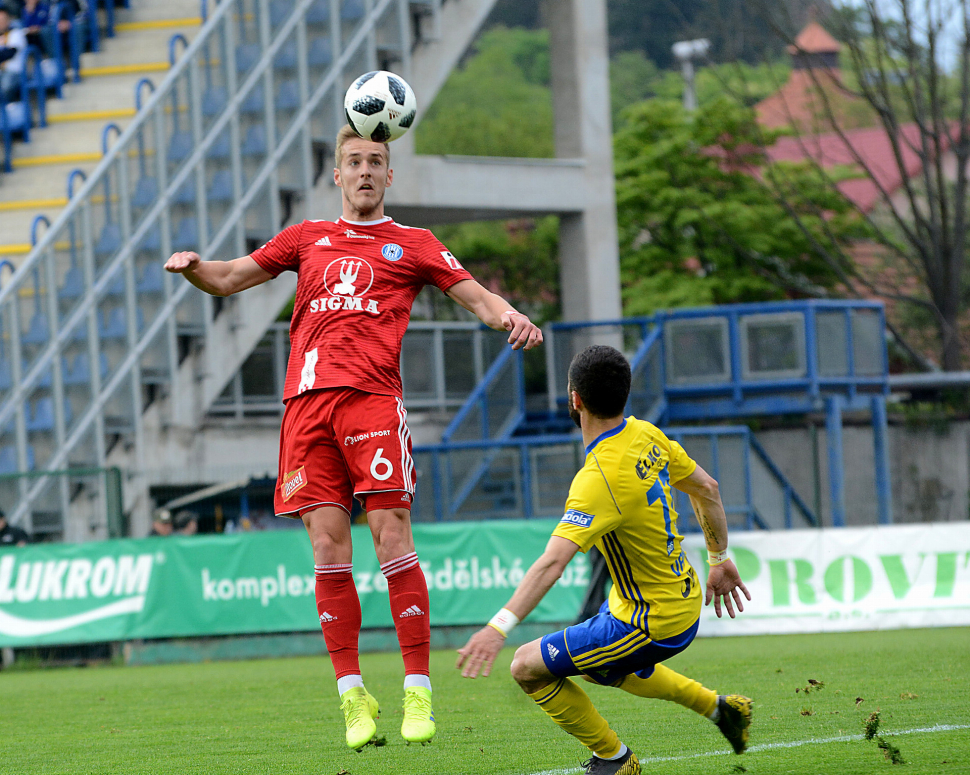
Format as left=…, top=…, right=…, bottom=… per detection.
left=457, top=345, right=752, bottom=775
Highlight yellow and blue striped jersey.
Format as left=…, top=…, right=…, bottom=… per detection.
left=552, top=416, right=702, bottom=639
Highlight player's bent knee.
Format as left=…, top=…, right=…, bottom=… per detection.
left=510, top=641, right=550, bottom=689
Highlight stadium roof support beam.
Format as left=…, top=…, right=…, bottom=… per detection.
left=543, top=0, right=621, bottom=323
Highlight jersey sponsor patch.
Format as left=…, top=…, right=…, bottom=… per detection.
left=282, top=466, right=308, bottom=502
left=381, top=243, right=403, bottom=261
left=560, top=509, right=595, bottom=528
left=440, top=250, right=462, bottom=270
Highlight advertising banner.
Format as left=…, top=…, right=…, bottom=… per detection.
left=681, top=523, right=970, bottom=636
left=2, top=521, right=967, bottom=648
left=0, top=520, right=589, bottom=648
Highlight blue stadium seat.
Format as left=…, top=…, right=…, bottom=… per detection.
left=99, top=307, right=144, bottom=340
left=132, top=176, right=158, bottom=209
left=342, top=0, right=364, bottom=21
left=173, top=178, right=197, bottom=205
left=274, top=47, right=297, bottom=72
left=104, top=270, right=126, bottom=297
left=308, top=36, right=332, bottom=68
left=270, top=0, right=294, bottom=27
left=26, top=397, right=73, bottom=432
left=94, top=223, right=123, bottom=259
left=59, top=264, right=85, bottom=300
left=22, top=311, right=49, bottom=345
left=306, top=0, right=329, bottom=24
left=167, top=130, right=194, bottom=165
left=276, top=80, right=299, bottom=111
left=241, top=124, right=267, bottom=157
left=64, top=351, right=109, bottom=386
left=207, top=130, right=231, bottom=160
left=241, top=84, right=265, bottom=115
left=0, top=359, right=11, bottom=391
left=0, top=444, right=35, bottom=473
left=137, top=225, right=162, bottom=254
left=235, top=43, right=261, bottom=74
left=207, top=170, right=234, bottom=203
left=202, top=86, right=228, bottom=117
left=173, top=218, right=201, bottom=251
left=136, top=262, right=164, bottom=294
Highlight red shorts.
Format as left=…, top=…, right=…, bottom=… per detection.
left=274, top=387, right=415, bottom=517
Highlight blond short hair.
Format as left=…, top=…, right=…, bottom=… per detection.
left=335, top=124, right=390, bottom=168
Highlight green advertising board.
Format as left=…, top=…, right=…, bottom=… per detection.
left=0, top=520, right=589, bottom=648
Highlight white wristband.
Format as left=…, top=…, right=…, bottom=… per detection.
left=504, top=309, right=519, bottom=317
left=487, top=608, right=520, bottom=638
left=708, top=549, right=729, bottom=566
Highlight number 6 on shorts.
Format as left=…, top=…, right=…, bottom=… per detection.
left=370, top=448, right=394, bottom=481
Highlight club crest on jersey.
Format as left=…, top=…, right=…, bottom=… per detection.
left=381, top=243, right=403, bottom=261
left=560, top=509, right=595, bottom=528
left=281, top=466, right=308, bottom=502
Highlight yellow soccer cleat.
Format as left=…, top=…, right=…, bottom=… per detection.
left=340, top=687, right=381, bottom=751
left=401, top=686, right=436, bottom=744
left=715, top=694, right=753, bottom=754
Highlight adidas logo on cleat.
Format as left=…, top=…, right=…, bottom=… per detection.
left=319, top=611, right=337, bottom=623
left=547, top=643, right=560, bottom=660
left=399, top=605, right=425, bottom=618
left=315, top=236, right=331, bottom=246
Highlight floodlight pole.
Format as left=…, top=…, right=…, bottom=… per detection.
left=672, top=38, right=710, bottom=112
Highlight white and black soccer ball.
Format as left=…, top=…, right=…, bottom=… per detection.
left=343, top=70, right=417, bottom=143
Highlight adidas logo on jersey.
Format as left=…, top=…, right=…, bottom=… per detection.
left=399, top=605, right=425, bottom=618
left=319, top=611, right=337, bottom=623
left=315, top=236, right=331, bottom=246
left=547, top=643, right=560, bottom=660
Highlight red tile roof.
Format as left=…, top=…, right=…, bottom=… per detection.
left=788, top=21, right=842, bottom=54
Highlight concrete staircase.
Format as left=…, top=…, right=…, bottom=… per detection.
left=0, top=0, right=203, bottom=259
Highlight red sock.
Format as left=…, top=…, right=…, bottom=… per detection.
left=381, top=552, right=430, bottom=676
left=315, top=564, right=361, bottom=679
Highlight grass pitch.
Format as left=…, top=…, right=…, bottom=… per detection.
left=0, top=627, right=967, bottom=775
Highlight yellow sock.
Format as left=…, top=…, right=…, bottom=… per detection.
left=529, top=678, right=622, bottom=758
left=619, top=663, right=717, bottom=717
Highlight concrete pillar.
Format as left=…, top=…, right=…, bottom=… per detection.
left=825, top=396, right=846, bottom=527
left=543, top=0, right=622, bottom=323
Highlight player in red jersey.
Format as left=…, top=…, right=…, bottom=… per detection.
left=164, top=124, right=543, bottom=750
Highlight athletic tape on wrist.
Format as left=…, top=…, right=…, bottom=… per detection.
left=504, top=309, right=519, bottom=317
left=708, top=549, right=729, bottom=566
left=487, top=608, right=519, bottom=638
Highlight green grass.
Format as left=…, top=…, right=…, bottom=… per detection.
left=0, top=628, right=968, bottom=774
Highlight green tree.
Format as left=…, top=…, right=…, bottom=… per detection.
left=615, top=99, right=862, bottom=316
left=414, top=26, right=553, bottom=158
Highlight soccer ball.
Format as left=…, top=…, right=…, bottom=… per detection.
left=344, top=70, right=417, bottom=143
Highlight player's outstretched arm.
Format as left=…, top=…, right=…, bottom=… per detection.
left=673, top=465, right=751, bottom=619
left=456, top=536, right=578, bottom=679
left=164, top=252, right=274, bottom=297
left=445, top=279, right=543, bottom=350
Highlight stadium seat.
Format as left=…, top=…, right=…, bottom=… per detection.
left=241, top=124, right=267, bottom=157
left=22, top=311, right=49, bottom=345
left=167, top=130, right=194, bottom=165
left=25, top=396, right=73, bottom=432
left=235, top=43, right=261, bottom=74
left=308, top=36, right=332, bottom=68
left=137, top=225, right=162, bottom=254
left=172, top=178, right=197, bottom=205
left=136, top=262, right=164, bottom=294
left=276, top=80, right=299, bottom=112
left=241, top=83, right=265, bottom=115
left=202, top=85, right=228, bottom=118
left=274, top=47, right=297, bottom=72
left=207, top=129, right=231, bottom=160
left=342, top=0, right=364, bottom=21
left=207, top=169, right=234, bottom=203
left=103, top=270, right=126, bottom=297
left=59, top=264, right=85, bottom=300
left=270, top=0, right=294, bottom=28
left=132, top=176, right=158, bottom=209
left=63, top=351, right=109, bottom=386
left=306, top=0, right=330, bottom=25
left=0, top=444, right=35, bottom=473
left=94, top=223, right=123, bottom=259
left=0, top=359, right=11, bottom=391
left=99, top=306, right=144, bottom=340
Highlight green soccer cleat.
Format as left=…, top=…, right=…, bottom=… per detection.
left=715, top=694, right=753, bottom=754
left=340, top=687, right=381, bottom=751
left=401, top=686, right=436, bottom=744
left=581, top=749, right=641, bottom=775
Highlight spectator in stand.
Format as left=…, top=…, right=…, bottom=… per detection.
left=0, top=508, right=30, bottom=547
left=149, top=508, right=174, bottom=537
left=174, top=510, right=198, bottom=536
left=0, top=5, right=27, bottom=102
left=20, top=0, right=50, bottom=56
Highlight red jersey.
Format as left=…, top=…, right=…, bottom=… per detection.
left=250, top=216, right=473, bottom=400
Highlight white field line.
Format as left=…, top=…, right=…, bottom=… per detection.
left=529, top=723, right=970, bottom=775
